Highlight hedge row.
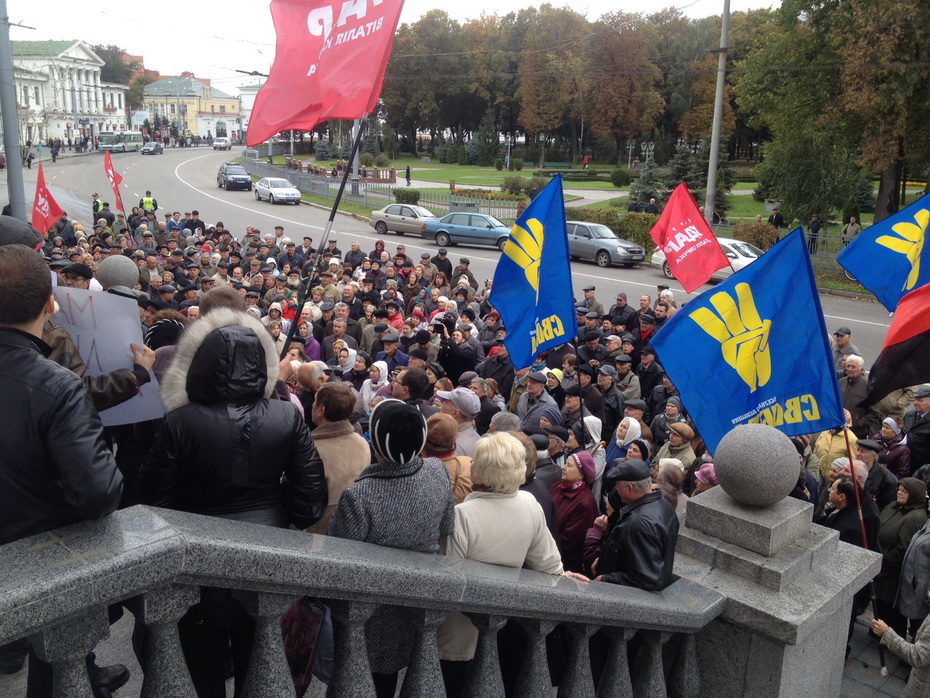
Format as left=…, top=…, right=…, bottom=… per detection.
left=567, top=209, right=660, bottom=249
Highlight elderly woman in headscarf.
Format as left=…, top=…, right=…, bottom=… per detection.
left=583, top=414, right=608, bottom=502
left=550, top=449, right=599, bottom=573
left=360, top=360, right=389, bottom=411
left=873, top=417, right=911, bottom=480
left=329, top=399, right=454, bottom=698
left=343, top=351, right=372, bottom=391
left=605, top=416, right=642, bottom=466
left=438, top=432, right=566, bottom=694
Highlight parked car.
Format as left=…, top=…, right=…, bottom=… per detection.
left=141, top=141, right=163, bottom=155
left=650, top=236, right=765, bottom=282
left=370, top=204, right=437, bottom=236
left=567, top=220, right=647, bottom=268
left=421, top=213, right=512, bottom=250
left=213, top=137, right=232, bottom=150
left=254, top=177, right=301, bottom=204
left=217, top=162, right=253, bottom=191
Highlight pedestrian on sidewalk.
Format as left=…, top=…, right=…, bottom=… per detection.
left=406, top=166, right=411, bottom=186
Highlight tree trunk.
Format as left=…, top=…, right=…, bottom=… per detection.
left=875, top=159, right=902, bottom=224
left=538, top=136, right=546, bottom=169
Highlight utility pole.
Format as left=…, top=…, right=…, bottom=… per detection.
left=0, top=0, right=26, bottom=219
left=704, top=0, right=731, bottom=225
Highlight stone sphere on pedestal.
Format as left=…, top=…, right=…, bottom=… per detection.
left=714, top=424, right=799, bottom=507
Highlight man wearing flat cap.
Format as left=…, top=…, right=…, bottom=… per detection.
left=904, top=387, right=930, bottom=471
left=857, top=439, right=898, bottom=509
left=832, top=326, right=860, bottom=373
left=594, top=459, right=679, bottom=590
left=517, top=371, right=557, bottom=430
left=581, top=286, right=605, bottom=316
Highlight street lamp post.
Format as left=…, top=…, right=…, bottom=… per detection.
left=627, top=139, right=636, bottom=170
left=640, top=141, right=655, bottom=164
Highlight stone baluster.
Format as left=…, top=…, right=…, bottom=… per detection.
left=558, top=622, right=597, bottom=698
left=327, top=600, right=376, bottom=697
left=462, top=613, right=507, bottom=697
left=513, top=618, right=557, bottom=698
left=632, top=630, right=672, bottom=698
left=238, top=591, right=298, bottom=698
left=29, top=606, right=110, bottom=698
left=400, top=607, right=447, bottom=697
left=667, top=633, right=699, bottom=698
left=596, top=627, right=637, bottom=697
left=137, top=584, right=199, bottom=697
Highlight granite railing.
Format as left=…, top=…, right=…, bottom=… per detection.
left=0, top=505, right=725, bottom=697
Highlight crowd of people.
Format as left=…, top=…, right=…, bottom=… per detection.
left=3, top=188, right=930, bottom=696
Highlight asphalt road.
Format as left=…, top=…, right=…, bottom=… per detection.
left=17, top=147, right=893, bottom=366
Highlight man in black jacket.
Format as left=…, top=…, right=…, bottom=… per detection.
left=0, top=244, right=127, bottom=689
left=595, top=459, right=678, bottom=590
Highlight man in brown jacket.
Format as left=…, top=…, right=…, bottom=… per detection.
left=305, top=382, right=372, bottom=534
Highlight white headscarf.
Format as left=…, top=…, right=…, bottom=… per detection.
left=616, top=416, right=641, bottom=447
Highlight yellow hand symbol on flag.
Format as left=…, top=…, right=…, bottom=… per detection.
left=876, top=208, right=929, bottom=291
left=503, top=218, right=544, bottom=299
left=689, top=283, right=772, bottom=393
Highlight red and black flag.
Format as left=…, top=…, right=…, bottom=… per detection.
left=860, top=284, right=930, bottom=408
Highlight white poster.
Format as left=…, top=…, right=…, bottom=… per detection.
left=53, top=287, right=165, bottom=426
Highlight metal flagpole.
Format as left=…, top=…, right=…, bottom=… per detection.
left=703, top=0, right=730, bottom=225
left=842, top=425, right=887, bottom=674
left=278, top=120, right=367, bottom=359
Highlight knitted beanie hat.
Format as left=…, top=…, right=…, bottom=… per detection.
left=370, top=399, right=427, bottom=465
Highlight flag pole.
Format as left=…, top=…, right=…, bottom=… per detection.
left=842, top=425, right=887, bottom=675
left=279, top=119, right=367, bottom=359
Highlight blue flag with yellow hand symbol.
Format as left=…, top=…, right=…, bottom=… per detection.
left=490, top=175, right=577, bottom=370
left=650, top=228, right=843, bottom=454
left=838, top=192, right=930, bottom=311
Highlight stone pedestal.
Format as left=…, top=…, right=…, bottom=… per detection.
left=674, top=426, right=882, bottom=697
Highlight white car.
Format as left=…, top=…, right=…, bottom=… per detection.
left=650, top=236, right=765, bottom=283
left=212, top=137, right=231, bottom=150
left=254, top=177, right=302, bottom=205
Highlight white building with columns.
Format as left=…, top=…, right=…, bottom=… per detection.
left=10, top=40, right=129, bottom=145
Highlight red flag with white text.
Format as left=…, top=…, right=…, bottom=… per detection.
left=103, top=150, right=125, bottom=215
left=649, top=183, right=730, bottom=293
left=31, top=164, right=63, bottom=235
left=246, top=0, right=405, bottom=146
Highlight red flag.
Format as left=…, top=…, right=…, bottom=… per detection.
left=246, top=0, right=405, bottom=146
left=31, top=164, right=63, bottom=235
left=103, top=150, right=125, bottom=214
left=649, top=183, right=730, bottom=294
left=859, top=284, right=930, bottom=408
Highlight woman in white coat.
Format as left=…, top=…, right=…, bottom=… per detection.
left=437, top=432, right=568, bottom=695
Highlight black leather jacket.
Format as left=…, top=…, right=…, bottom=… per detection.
left=0, top=328, right=123, bottom=545
left=142, top=316, right=327, bottom=528
left=598, top=489, right=679, bottom=591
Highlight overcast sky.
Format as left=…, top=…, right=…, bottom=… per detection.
left=10, top=0, right=776, bottom=96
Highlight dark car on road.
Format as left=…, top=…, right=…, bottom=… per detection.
left=141, top=141, right=163, bottom=155
left=217, top=162, right=253, bottom=191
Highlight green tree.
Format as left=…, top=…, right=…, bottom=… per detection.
left=126, top=75, right=153, bottom=112
left=690, top=138, right=737, bottom=215
left=629, top=158, right=665, bottom=203
left=91, top=45, right=139, bottom=85
left=475, top=108, right=499, bottom=166
left=382, top=125, right=400, bottom=160
left=678, top=55, right=736, bottom=143
left=588, top=13, right=666, bottom=166
left=518, top=7, right=590, bottom=167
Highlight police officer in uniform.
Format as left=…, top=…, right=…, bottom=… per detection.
left=139, top=190, right=158, bottom=214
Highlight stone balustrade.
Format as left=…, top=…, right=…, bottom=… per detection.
left=0, top=505, right=725, bottom=697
